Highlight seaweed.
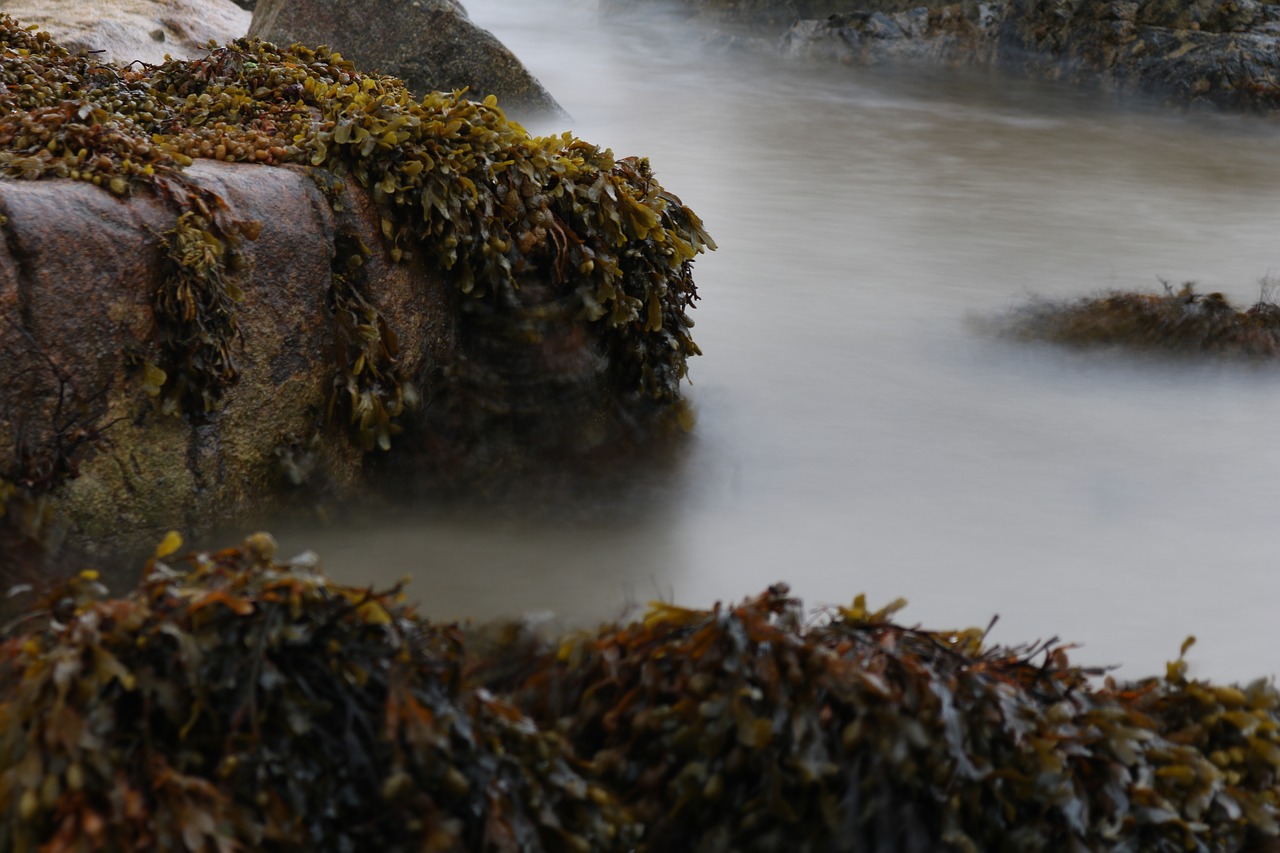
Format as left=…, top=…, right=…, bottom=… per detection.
left=0, top=534, right=635, bottom=852
left=327, top=228, right=414, bottom=453
left=500, top=588, right=1280, bottom=852
left=0, top=314, right=117, bottom=581
left=3, top=539, right=1280, bottom=851
left=0, top=17, right=714, bottom=452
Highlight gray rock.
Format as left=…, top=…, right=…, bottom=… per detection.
left=248, top=0, right=569, bottom=122
left=609, top=0, right=1280, bottom=112
left=780, top=5, right=998, bottom=67
left=1, top=0, right=251, bottom=65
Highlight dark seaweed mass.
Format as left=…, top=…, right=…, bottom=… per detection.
left=3, top=535, right=1279, bottom=852
left=1000, top=283, right=1280, bottom=360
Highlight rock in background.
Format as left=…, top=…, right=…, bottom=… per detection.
left=0, top=0, right=251, bottom=65
left=248, top=0, right=569, bottom=121
left=996, top=0, right=1280, bottom=111
left=608, top=0, right=1280, bottom=112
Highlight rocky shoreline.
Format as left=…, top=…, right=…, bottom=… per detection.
left=610, top=0, right=1280, bottom=114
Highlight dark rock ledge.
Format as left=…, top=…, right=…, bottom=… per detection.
left=609, top=0, right=1280, bottom=113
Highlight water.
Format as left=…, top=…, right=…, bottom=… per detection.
left=279, top=0, right=1280, bottom=682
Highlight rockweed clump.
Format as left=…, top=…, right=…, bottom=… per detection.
left=999, top=282, right=1280, bottom=359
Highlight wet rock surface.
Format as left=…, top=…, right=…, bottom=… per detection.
left=248, top=0, right=569, bottom=121
left=0, top=0, right=251, bottom=65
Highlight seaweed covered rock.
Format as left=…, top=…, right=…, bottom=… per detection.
left=996, top=283, right=1280, bottom=358
left=0, top=0, right=252, bottom=66
left=0, top=534, right=635, bottom=851
left=0, top=18, right=712, bottom=572
left=248, top=0, right=569, bottom=122
left=5, top=538, right=1280, bottom=851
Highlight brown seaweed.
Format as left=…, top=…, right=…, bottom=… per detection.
left=4, top=537, right=1279, bottom=852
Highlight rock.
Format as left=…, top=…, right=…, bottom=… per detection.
left=613, top=0, right=1280, bottom=112
left=248, top=0, right=569, bottom=121
left=995, top=0, right=1280, bottom=111
left=1, top=0, right=251, bottom=65
left=0, top=160, right=457, bottom=573
left=0, top=26, right=712, bottom=576
left=991, top=283, right=1280, bottom=357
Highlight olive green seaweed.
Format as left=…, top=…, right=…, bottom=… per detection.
left=0, top=15, right=714, bottom=468
left=1001, top=282, right=1280, bottom=358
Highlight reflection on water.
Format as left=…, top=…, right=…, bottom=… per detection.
left=276, top=0, right=1280, bottom=681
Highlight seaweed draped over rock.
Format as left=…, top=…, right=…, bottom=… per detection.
left=495, top=590, right=1280, bottom=852
left=0, top=15, right=713, bottom=497
left=4, top=536, right=1280, bottom=852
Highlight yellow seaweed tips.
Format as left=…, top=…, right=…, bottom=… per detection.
left=154, top=530, right=183, bottom=558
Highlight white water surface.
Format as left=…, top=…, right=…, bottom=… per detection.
left=278, top=0, right=1280, bottom=682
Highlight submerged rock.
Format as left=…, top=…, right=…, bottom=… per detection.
left=0, top=20, right=712, bottom=575
left=248, top=0, right=569, bottom=122
left=995, top=0, right=1280, bottom=111
left=778, top=5, right=997, bottom=66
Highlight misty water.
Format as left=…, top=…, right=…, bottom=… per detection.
left=279, top=0, right=1280, bottom=682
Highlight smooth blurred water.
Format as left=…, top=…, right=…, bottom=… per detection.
left=278, top=0, right=1280, bottom=682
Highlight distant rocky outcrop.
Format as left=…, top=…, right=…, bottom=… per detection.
left=248, top=0, right=569, bottom=121
left=1, top=0, right=251, bottom=65
left=609, top=0, right=1280, bottom=113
